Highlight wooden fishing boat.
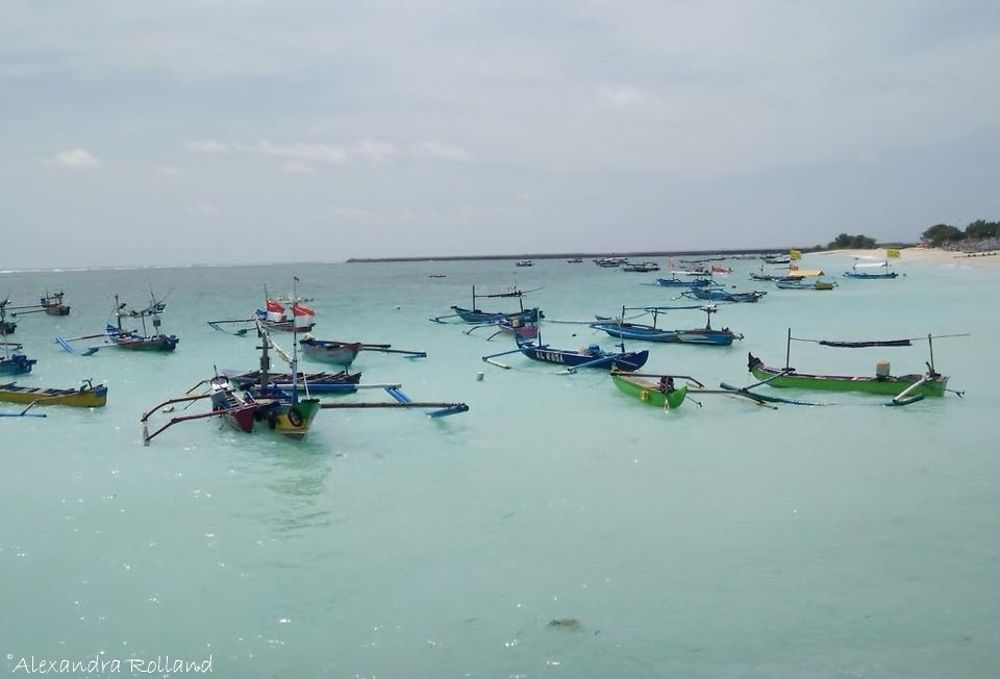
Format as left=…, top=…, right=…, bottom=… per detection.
left=299, top=338, right=362, bottom=366
left=610, top=370, right=689, bottom=409
left=432, top=286, right=543, bottom=325
left=748, top=354, right=947, bottom=397
left=1, top=309, right=34, bottom=374
left=566, top=258, right=583, bottom=263
left=0, top=380, right=107, bottom=407
left=63, top=293, right=179, bottom=353
left=515, top=259, right=534, bottom=267
left=299, top=337, right=427, bottom=366
left=655, top=275, right=713, bottom=288
left=594, top=257, right=628, bottom=268
left=684, top=287, right=766, bottom=303
left=222, top=369, right=362, bottom=393
left=0, top=347, right=36, bottom=375
left=843, top=259, right=897, bottom=279
left=711, top=265, right=732, bottom=273
left=774, top=278, right=838, bottom=290
left=40, top=291, right=71, bottom=316
left=746, top=330, right=966, bottom=404
left=256, top=298, right=316, bottom=332
left=481, top=336, right=649, bottom=371
left=516, top=337, right=648, bottom=371
left=106, top=324, right=179, bottom=351
left=622, top=261, right=660, bottom=273
left=592, top=306, right=743, bottom=346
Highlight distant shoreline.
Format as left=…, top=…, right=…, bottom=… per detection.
left=344, top=246, right=867, bottom=264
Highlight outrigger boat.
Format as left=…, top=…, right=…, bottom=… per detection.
left=55, top=292, right=178, bottom=354
left=222, top=369, right=363, bottom=394
left=105, top=293, right=178, bottom=351
left=299, top=336, right=427, bottom=367
left=430, top=285, right=543, bottom=325
left=0, top=379, right=107, bottom=408
left=0, top=299, right=16, bottom=335
left=774, top=278, right=837, bottom=290
left=843, top=260, right=898, bottom=279
left=208, top=291, right=317, bottom=335
left=683, top=287, right=766, bottom=303
left=481, top=335, right=649, bottom=372
left=592, top=305, right=743, bottom=346
left=143, top=329, right=467, bottom=445
left=0, top=342, right=35, bottom=375
left=40, top=291, right=71, bottom=316
left=1, top=308, right=35, bottom=374
left=622, top=261, right=660, bottom=273
left=655, top=275, right=713, bottom=288
left=610, top=370, right=689, bottom=410
left=747, top=329, right=966, bottom=405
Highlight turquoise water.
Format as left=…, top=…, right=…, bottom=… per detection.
left=2, top=254, right=998, bottom=677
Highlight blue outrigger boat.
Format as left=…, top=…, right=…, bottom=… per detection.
left=655, top=275, right=713, bottom=288
left=431, top=286, right=543, bottom=325
left=683, top=287, right=766, bottom=303
left=591, top=305, right=743, bottom=346
left=843, top=261, right=898, bottom=279
left=481, top=335, right=649, bottom=372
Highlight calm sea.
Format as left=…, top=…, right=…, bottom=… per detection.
left=2, top=254, right=998, bottom=678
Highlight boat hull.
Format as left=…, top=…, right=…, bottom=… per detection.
left=592, top=323, right=740, bottom=346
left=611, top=373, right=688, bottom=409
left=266, top=399, right=321, bottom=440
left=451, top=306, right=542, bottom=324
left=843, top=272, right=898, bottom=279
left=518, top=342, right=649, bottom=371
left=300, top=339, right=361, bottom=366
left=0, top=354, right=36, bottom=375
left=748, top=355, right=948, bottom=397
left=0, top=383, right=108, bottom=407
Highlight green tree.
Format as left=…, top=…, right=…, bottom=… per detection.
left=921, top=223, right=964, bottom=246
left=965, top=219, right=999, bottom=240
left=828, top=233, right=878, bottom=249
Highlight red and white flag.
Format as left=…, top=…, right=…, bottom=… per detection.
left=266, top=299, right=285, bottom=322
left=292, top=303, right=315, bottom=328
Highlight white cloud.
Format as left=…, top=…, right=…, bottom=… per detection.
left=47, top=148, right=100, bottom=169
left=186, top=138, right=470, bottom=167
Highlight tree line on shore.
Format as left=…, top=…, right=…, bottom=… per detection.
left=920, top=220, right=999, bottom=247
left=822, top=219, right=998, bottom=250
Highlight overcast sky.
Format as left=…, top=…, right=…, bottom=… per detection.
left=2, top=1, right=999, bottom=268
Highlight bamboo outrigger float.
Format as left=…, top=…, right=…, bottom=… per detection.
left=748, top=329, right=966, bottom=405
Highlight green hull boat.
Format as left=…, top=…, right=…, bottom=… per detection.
left=611, top=371, right=688, bottom=409
left=748, top=354, right=948, bottom=397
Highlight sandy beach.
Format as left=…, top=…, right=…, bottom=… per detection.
left=817, top=247, right=1000, bottom=268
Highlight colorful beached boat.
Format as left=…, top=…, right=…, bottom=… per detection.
left=610, top=370, right=689, bottom=410
left=0, top=380, right=108, bottom=408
